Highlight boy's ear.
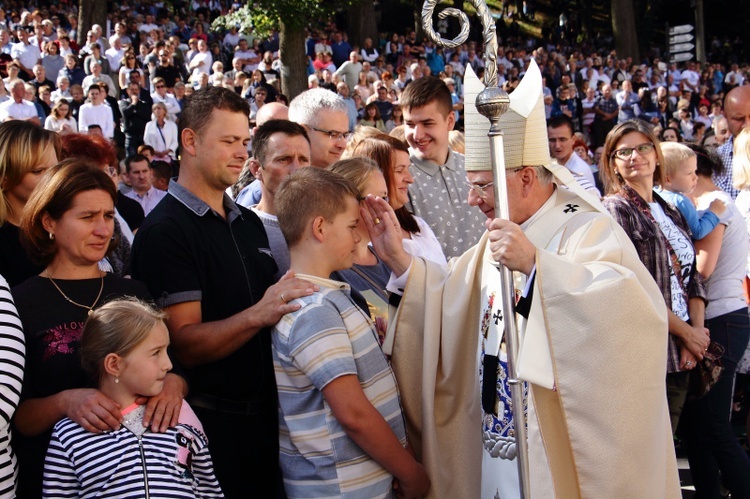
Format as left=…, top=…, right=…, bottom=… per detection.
left=103, top=353, right=123, bottom=377
left=311, top=215, right=326, bottom=243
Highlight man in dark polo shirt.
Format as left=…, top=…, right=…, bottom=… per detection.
left=131, top=86, right=316, bottom=498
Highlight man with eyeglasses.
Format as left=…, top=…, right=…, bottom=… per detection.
left=235, top=88, right=348, bottom=207
left=363, top=59, right=679, bottom=499
left=288, top=87, right=350, bottom=168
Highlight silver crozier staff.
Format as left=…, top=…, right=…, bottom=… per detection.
left=421, top=2, right=531, bottom=498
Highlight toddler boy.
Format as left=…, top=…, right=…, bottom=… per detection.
left=657, top=141, right=726, bottom=239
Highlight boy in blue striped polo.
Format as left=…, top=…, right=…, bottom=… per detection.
left=272, top=167, right=430, bottom=498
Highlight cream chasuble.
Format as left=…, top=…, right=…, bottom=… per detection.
left=385, top=186, right=681, bottom=498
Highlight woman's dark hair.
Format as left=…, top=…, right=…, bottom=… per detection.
left=364, top=102, right=382, bottom=122
left=659, top=127, right=683, bottom=143
left=20, top=159, right=117, bottom=265
left=685, top=143, right=724, bottom=178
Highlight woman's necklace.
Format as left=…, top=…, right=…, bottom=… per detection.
left=44, top=270, right=105, bottom=316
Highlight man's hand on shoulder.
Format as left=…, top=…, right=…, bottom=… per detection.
left=248, top=271, right=319, bottom=328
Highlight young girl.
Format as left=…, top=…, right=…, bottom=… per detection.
left=44, top=99, right=78, bottom=134
left=42, top=300, right=223, bottom=498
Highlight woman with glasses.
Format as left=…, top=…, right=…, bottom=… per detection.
left=44, top=99, right=77, bottom=134
left=601, top=120, right=709, bottom=433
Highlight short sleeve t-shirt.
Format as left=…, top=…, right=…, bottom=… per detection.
left=131, top=181, right=277, bottom=401
left=272, top=274, right=406, bottom=498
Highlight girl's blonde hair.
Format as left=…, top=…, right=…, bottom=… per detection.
left=80, top=299, right=167, bottom=382
left=328, top=157, right=382, bottom=196
left=733, top=128, right=750, bottom=190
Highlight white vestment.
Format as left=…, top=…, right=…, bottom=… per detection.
left=385, top=185, right=680, bottom=498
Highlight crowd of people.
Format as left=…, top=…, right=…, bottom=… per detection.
left=0, top=0, right=749, bottom=498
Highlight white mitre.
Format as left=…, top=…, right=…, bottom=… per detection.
left=464, top=61, right=603, bottom=210
left=463, top=60, right=551, bottom=172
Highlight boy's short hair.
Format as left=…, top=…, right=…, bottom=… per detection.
left=398, top=76, right=452, bottom=116
left=276, top=168, right=360, bottom=248
left=660, top=141, right=696, bottom=178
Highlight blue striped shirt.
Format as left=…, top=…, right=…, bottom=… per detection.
left=43, top=401, right=223, bottom=498
left=272, top=274, right=406, bottom=498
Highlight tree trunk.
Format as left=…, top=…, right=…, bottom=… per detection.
left=346, top=1, right=378, bottom=47
left=611, top=0, right=639, bottom=59
left=413, top=0, right=425, bottom=41
left=580, top=0, right=593, bottom=37
left=279, top=21, right=307, bottom=101
left=77, top=0, right=106, bottom=47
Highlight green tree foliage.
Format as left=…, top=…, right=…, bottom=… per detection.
left=211, top=1, right=354, bottom=40
left=211, top=1, right=357, bottom=99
